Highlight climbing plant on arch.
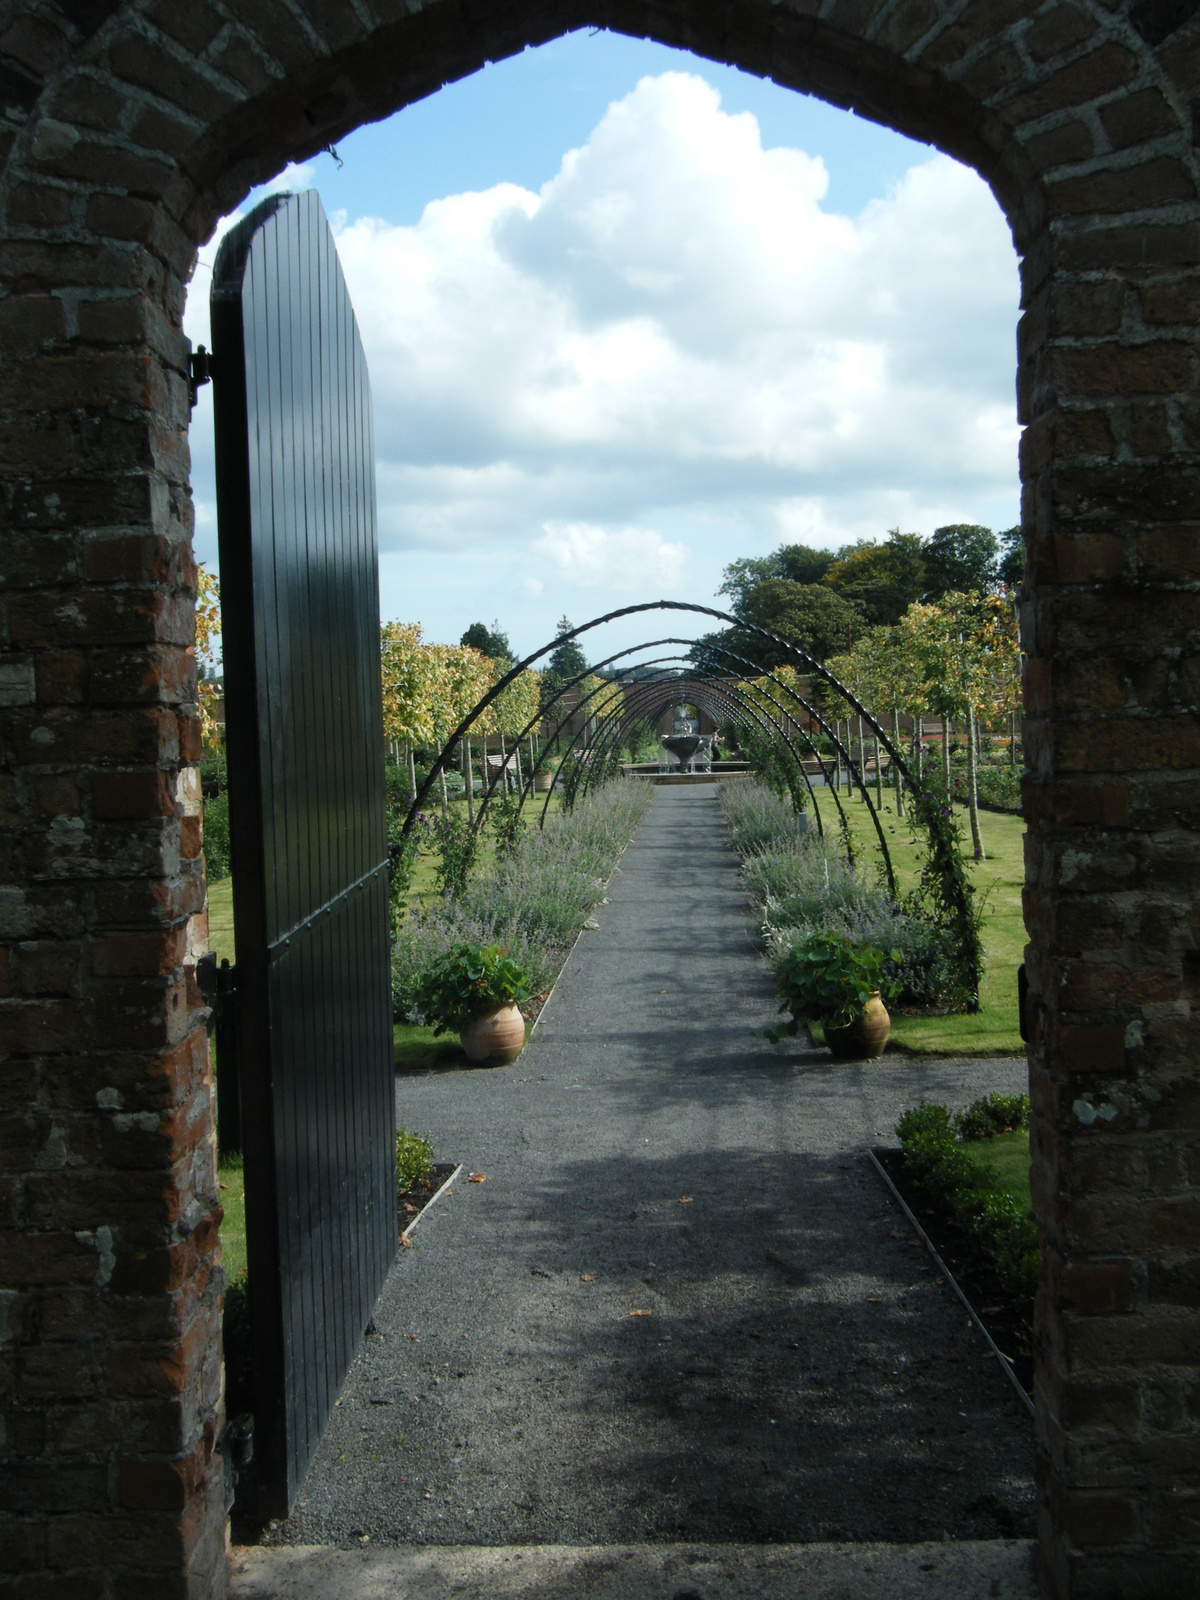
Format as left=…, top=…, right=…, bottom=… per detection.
left=403, top=601, right=984, bottom=1003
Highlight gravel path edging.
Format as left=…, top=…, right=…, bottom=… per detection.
left=400, top=1164, right=463, bottom=1243
left=231, top=1538, right=1038, bottom=1599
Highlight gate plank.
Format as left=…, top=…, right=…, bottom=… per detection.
left=212, top=190, right=395, bottom=1516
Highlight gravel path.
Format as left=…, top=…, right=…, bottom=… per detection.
left=268, top=786, right=1034, bottom=1550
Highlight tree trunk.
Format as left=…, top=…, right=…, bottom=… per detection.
left=942, top=715, right=952, bottom=796
left=874, top=722, right=883, bottom=810
left=407, top=742, right=417, bottom=805
left=892, top=709, right=903, bottom=816
left=439, top=761, right=449, bottom=819
left=1010, top=707, right=1018, bottom=766
left=835, top=722, right=843, bottom=795
left=499, top=731, right=508, bottom=793
left=968, top=706, right=985, bottom=860
left=463, top=737, right=474, bottom=825
left=514, top=740, right=523, bottom=794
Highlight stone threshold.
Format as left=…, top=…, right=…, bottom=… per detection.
left=230, top=1538, right=1037, bottom=1598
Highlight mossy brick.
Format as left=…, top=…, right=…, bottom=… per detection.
left=1004, top=44, right=1139, bottom=123
left=104, top=34, right=240, bottom=124
left=1025, top=4, right=1097, bottom=64
left=1100, top=86, right=1182, bottom=150
left=918, top=0, right=1041, bottom=70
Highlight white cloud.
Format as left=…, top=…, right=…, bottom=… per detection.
left=533, top=522, right=689, bottom=591
left=185, top=73, right=1020, bottom=652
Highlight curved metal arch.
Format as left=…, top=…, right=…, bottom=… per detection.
left=536, top=665, right=825, bottom=836
left=572, top=671, right=826, bottom=828
left=402, top=600, right=916, bottom=837
left=479, top=635, right=842, bottom=839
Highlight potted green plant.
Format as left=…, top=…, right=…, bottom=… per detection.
left=765, top=931, right=900, bottom=1059
left=413, top=940, right=532, bottom=1063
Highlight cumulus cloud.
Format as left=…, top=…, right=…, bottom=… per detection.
left=185, top=74, right=1020, bottom=649
left=533, top=522, right=689, bottom=591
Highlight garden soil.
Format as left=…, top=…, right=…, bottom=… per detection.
left=257, top=787, right=1034, bottom=1557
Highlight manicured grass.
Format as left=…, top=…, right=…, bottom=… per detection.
left=965, top=1129, right=1032, bottom=1210
left=809, top=780, right=1026, bottom=1057
left=218, top=1151, right=246, bottom=1279
left=206, top=873, right=236, bottom=964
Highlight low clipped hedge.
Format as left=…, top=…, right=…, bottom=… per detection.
left=895, top=1096, right=1037, bottom=1315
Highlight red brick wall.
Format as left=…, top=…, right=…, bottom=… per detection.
left=1, top=3, right=1198, bottom=1596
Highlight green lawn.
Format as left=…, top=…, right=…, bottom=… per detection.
left=964, top=1129, right=1031, bottom=1210
left=218, top=1151, right=246, bottom=1278
left=809, top=781, right=1026, bottom=1057
left=207, top=874, right=235, bottom=963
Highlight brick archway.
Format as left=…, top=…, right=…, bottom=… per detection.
left=2, top=4, right=1197, bottom=1596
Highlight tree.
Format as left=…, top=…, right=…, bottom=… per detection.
left=460, top=620, right=511, bottom=661
left=923, top=524, right=999, bottom=598
left=692, top=580, right=863, bottom=674
left=541, top=616, right=588, bottom=708
left=997, top=525, right=1024, bottom=589
left=822, top=529, right=927, bottom=625
left=717, top=543, right=836, bottom=613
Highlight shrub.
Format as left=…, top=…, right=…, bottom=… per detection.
left=895, top=1100, right=1038, bottom=1313
left=767, top=930, right=899, bottom=1040
left=957, top=1091, right=1031, bottom=1141
left=396, top=1127, right=435, bottom=1192
left=719, top=780, right=811, bottom=856
left=413, top=941, right=533, bottom=1034
left=203, top=791, right=231, bottom=881
left=391, top=778, right=651, bottom=1021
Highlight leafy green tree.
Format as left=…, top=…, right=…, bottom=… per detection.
left=717, top=543, right=836, bottom=613
left=822, top=529, right=927, bottom=625
left=460, top=620, right=511, bottom=661
left=924, top=524, right=999, bottom=598
left=997, top=525, right=1024, bottom=589
left=693, top=579, right=864, bottom=672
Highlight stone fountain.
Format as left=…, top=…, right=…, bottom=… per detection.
left=661, top=733, right=703, bottom=772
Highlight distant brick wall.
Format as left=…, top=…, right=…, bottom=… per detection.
left=1, top=3, right=1198, bottom=1597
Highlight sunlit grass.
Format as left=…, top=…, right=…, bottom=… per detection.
left=965, top=1128, right=1032, bottom=1209
left=809, top=782, right=1025, bottom=1057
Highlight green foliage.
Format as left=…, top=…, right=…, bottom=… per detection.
left=203, top=791, right=231, bottom=881
left=396, top=1126, right=435, bottom=1192
left=952, top=761, right=1021, bottom=813
left=822, top=529, right=928, bottom=626
left=740, top=725, right=808, bottom=814
left=490, top=790, right=526, bottom=859
left=541, top=615, right=588, bottom=706
left=997, top=525, right=1025, bottom=589
left=694, top=578, right=864, bottom=672
left=957, top=1091, right=1031, bottom=1142
left=766, top=930, right=900, bottom=1040
left=906, top=783, right=985, bottom=1008
left=413, top=940, right=533, bottom=1034
left=923, top=523, right=999, bottom=598
left=433, top=809, right=481, bottom=899
left=896, top=1098, right=1038, bottom=1313
left=718, top=543, right=836, bottom=611
left=460, top=619, right=510, bottom=660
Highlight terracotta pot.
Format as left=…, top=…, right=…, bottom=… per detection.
left=824, top=991, right=890, bottom=1060
left=533, top=770, right=553, bottom=792
left=459, top=1003, right=526, bottom=1064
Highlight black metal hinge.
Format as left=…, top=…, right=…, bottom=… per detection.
left=189, top=343, right=213, bottom=410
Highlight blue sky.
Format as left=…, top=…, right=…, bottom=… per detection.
left=186, top=29, right=1021, bottom=661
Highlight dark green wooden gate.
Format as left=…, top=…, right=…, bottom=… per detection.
left=210, top=190, right=394, bottom=1516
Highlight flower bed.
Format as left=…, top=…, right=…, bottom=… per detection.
left=392, top=778, right=652, bottom=1026
left=719, top=780, right=966, bottom=1011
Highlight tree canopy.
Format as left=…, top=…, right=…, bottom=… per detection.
left=541, top=616, right=589, bottom=707
left=693, top=579, right=864, bottom=673
left=822, top=529, right=927, bottom=625
left=460, top=620, right=511, bottom=661
left=923, top=524, right=999, bottom=598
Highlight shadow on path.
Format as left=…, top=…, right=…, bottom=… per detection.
left=268, top=788, right=1033, bottom=1550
